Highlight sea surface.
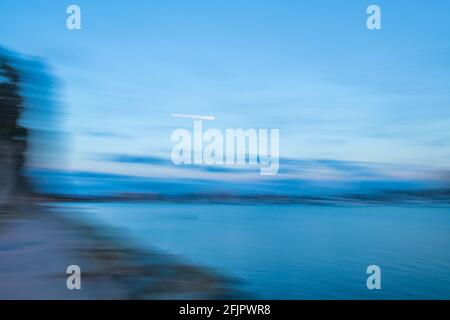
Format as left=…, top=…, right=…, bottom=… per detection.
left=56, top=203, right=450, bottom=299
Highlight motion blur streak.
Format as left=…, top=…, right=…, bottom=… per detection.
left=1, top=47, right=63, bottom=202
left=1, top=0, right=450, bottom=300
left=0, top=47, right=237, bottom=300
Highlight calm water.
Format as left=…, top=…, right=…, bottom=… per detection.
left=58, top=203, right=450, bottom=299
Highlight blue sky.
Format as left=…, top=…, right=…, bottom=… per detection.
left=1, top=0, right=450, bottom=176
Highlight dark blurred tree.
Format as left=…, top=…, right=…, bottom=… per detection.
left=0, top=63, right=22, bottom=136
left=0, top=55, right=29, bottom=196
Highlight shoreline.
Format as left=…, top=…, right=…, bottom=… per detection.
left=0, top=199, right=241, bottom=299
left=31, top=189, right=450, bottom=206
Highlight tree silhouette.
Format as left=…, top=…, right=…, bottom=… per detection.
left=0, top=53, right=29, bottom=196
